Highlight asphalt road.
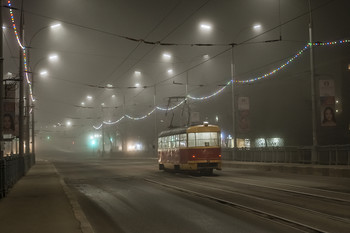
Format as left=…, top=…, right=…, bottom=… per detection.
left=39, top=151, right=350, bottom=233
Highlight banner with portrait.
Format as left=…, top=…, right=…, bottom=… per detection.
left=237, top=97, right=250, bottom=132
left=3, top=83, right=18, bottom=137
left=319, top=80, right=336, bottom=127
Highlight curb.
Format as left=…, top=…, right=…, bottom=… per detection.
left=51, top=163, right=95, bottom=233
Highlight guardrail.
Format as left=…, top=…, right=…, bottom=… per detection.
left=222, top=145, right=350, bottom=166
left=0, top=154, right=35, bottom=199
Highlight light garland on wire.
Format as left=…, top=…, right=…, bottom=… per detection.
left=125, top=108, right=156, bottom=120
left=103, top=116, right=125, bottom=125
left=187, top=81, right=232, bottom=100
left=237, top=45, right=309, bottom=84
left=92, top=100, right=187, bottom=128
left=311, top=39, right=349, bottom=46
left=8, top=0, right=35, bottom=101
left=91, top=38, right=349, bottom=129
left=187, top=39, right=350, bottom=99
left=93, top=123, right=103, bottom=130
left=156, top=99, right=187, bottom=111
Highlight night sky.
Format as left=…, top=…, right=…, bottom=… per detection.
left=3, top=0, right=350, bottom=149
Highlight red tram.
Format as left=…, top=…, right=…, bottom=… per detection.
left=158, top=123, right=222, bottom=174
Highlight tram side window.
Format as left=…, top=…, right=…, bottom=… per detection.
left=162, top=137, right=166, bottom=149
left=188, top=133, right=196, bottom=147
left=196, top=132, right=219, bottom=147
left=179, top=133, right=187, bottom=147
left=158, top=138, right=162, bottom=149
left=167, top=136, right=171, bottom=149
left=175, top=135, right=179, bottom=148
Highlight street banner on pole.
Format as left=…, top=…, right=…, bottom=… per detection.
left=319, top=80, right=336, bottom=127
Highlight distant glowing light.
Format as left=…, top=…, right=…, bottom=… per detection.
left=66, top=121, right=72, bottom=127
left=200, top=23, right=212, bottom=30
left=253, top=24, right=261, bottom=29
left=106, top=84, right=113, bottom=88
left=135, top=71, right=141, bottom=76
left=167, top=69, right=173, bottom=74
left=135, top=83, right=140, bottom=87
left=162, top=53, right=171, bottom=59
left=112, top=94, right=116, bottom=98
left=40, top=70, right=48, bottom=76
left=203, top=54, right=210, bottom=59
left=50, top=23, right=61, bottom=29
left=49, top=54, right=58, bottom=61
left=87, top=95, right=92, bottom=100
left=101, top=103, right=105, bottom=106
left=81, top=102, right=85, bottom=106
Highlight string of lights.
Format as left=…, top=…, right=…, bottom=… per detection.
left=187, top=80, right=232, bottom=100
left=8, top=0, right=35, bottom=101
left=156, top=99, right=187, bottom=111
left=6, top=2, right=348, bottom=129
left=91, top=39, right=349, bottom=128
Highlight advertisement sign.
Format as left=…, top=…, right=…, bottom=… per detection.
left=3, top=83, right=18, bottom=137
left=319, top=80, right=336, bottom=127
left=237, top=97, right=250, bottom=132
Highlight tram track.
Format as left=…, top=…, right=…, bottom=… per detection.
left=144, top=178, right=328, bottom=233
left=198, top=176, right=350, bottom=205
left=179, top=177, right=350, bottom=224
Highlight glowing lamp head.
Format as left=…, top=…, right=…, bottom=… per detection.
left=162, top=53, right=171, bottom=59
left=49, top=54, right=58, bottom=61
left=253, top=24, right=261, bottom=29
left=50, top=23, right=61, bottom=29
left=200, top=23, right=212, bottom=31
left=40, top=70, right=48, bottom=77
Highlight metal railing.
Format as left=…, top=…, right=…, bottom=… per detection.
left=222, top=145, right=350, bottom=166
left=0, top=153, right=35, bottom=199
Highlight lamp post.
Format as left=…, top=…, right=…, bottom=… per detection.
left=28, top=55, right=58, bottom=156
left=308, top=0, right=318, bottom=163
left=26, top=23, right=61, bottom=155
left=0, top=0, right=4, bottom=158
left=230, top=44, right=237, bottom=149
left=226, top=25, right=262, bottom=150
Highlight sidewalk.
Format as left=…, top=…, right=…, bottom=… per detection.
left=0, top=160, right=92, bottom=233
left=223, top=161, right=350, bottom=177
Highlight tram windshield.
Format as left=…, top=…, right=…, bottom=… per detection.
left=188, top=132, right=220, bottom=147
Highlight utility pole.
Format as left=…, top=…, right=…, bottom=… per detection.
left=0, top=0, right=4, bottom=158
left=230, top=44, right=237, bottom=151
left=31, top=78, right=35, bottom=156
left=25, top=82, right=30, bottom=154
left=154, top=85, right=157, bottom=155
left=308, top=0, right=318, bottom=163
left=18, top=0, right=24, bottom=156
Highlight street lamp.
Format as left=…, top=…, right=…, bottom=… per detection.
left=28, top=54, right=59, bottom=155
left=229, top=24, right=263, bottom=150
left=26, top=23, right=62, bottom=156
